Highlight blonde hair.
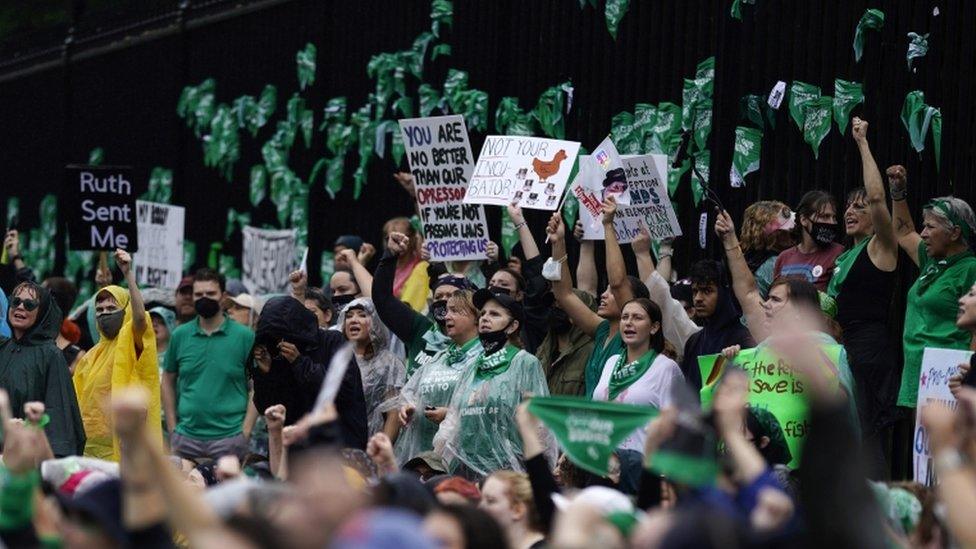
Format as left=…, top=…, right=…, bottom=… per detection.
left=446, top=290, right=478, bottom=318
left=740, top=200, right=790, bottom=253
left=488, top=470, right=541, bottom=531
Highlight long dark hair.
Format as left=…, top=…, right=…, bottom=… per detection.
left=433, top=504, right=510, bottom=549
left=622, top=297, right=665, bottom=353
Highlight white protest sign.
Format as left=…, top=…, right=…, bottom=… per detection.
left=589, top=135, right=630, bottom=205
left=399, top=115, right=490, bottom=261
left=580, top=155, right=681, bottom=242
left=134, top=201, right=185, bottom=289
left=242, top=226, right=298, bottom=295
left=914, top=347, right=972, bottom=486
left=466, top=135, right=581, bottom=210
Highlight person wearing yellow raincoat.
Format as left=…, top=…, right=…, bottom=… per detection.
left=73, top=249, right=162, bottom=460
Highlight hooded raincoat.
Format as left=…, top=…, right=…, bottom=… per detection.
left=73, top=285, right=161, bottom=461
left=0, top=287, right=85, bottom=456
left=252, top=296, right=368, bottom=449
left=680, top=285, right=755, bottom=394
left=335, top=298, right=405, bottom=438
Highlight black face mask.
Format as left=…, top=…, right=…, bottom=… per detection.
left=806, top=221, right=838, bottom=247
left=548, top=308, right=572, bottom=334
left=479, top=326, right=510, bottom=356
left=332, top=293, right=356, bottom=308
left=97, top=310, right=125, bottom=339
left=488, top=285, right=514, bottom=298
left=431, top=299, right=448, bottom=329
left=194, top=297, right=221, bottom=319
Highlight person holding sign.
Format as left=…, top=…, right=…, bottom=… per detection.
left=888, top=164, right=976, bottom=412
left=0, top=282, right=85, bottom=457
left=395, top=289, right=482, bottom=465
left=546, top=198, right=651, bottom=399
left=826, top=118, right=900, bottom=478
left=592, top=298, right=683, bottom=493
left=436, top=289, right=553, bottom=480
left=73, top=249, right=162, bottom=461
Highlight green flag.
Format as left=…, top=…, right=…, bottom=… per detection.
left=832, top=79, right=864, bottom=133
left=225, top=209, right=251, bottom=240
left=634, top=103, right=657, bottom=153
left=250, top=165, right=267, bottom=207
left=611, top=111, right=640, bottom=154
left=906, top=32, right=929, bottom=70
left=931, top=110, right=942, bottom=172
left=650, top=102, right=682, bottom=155
left=296, top=43, right=317, bottom=91
left=666, top=133, right=690, bottom=198
left=648, top=421, right=719, bottom=487
left=183, top=241, right=197, bottom=272
left=788, top=81, right=821, bottom=130
left=690, top=150, right=710, bottom=207
left=901, top=91, right=941, bottom=156
left=740, top=94, right=775, bottom=131
left=528, top=396, right=657, bottom=476
left=802, top=96, right=834, bottom=158
left=730, top=0, right=755, bottom=20
left=604, top=0, right=630, bottom=39
left=692, top=99, right=713, bottom=152
left=698, top=345, right=844, bottom=468
left=853, top=8, right=884, bottom=62
left=732, top=126, right=762, bottom=185
left=320, top=250, right=335, bottom=286
left=501, top=207, right=519, bottom=259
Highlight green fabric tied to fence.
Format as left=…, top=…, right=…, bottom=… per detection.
left=691, top=151, right=710, bottom=207
left=803, top=96, right=834, bottom=159
left=604, top=0, right=630, bottom=40
left=906, top=32, right=929, bottom=70
left=296, top=43, right=317, bottom=90
left=901, top=91, right=942, bottom=171
left=730, top=0, right=756, bottom=20
left=832, top=79, right=864, bottom=133
left=225, top=209, right=251, bottom=240
left=853, top=8, right=884, bottom=62
left=732, top=126, right=763, bottom=184
left=788, top=81, right=821, bottom=130
left=740, top=94, right=775, bottom=131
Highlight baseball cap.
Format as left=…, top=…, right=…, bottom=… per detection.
left=473, top=288, right=524, bottom=324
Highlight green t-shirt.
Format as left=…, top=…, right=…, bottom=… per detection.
left=583, top=319, right=624, bottom=398
left=898, top=242, right=976, bottom=407
left=164, top=316, right=255, bottom=439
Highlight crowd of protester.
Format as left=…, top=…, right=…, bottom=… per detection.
left=0, top=118, right=974, bottom=547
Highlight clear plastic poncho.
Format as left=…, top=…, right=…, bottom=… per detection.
left=435, top=346, right=557, bottom=480
left=393, top=337, right=482, bottom=465
left=335, top=297, right=407, bottom=437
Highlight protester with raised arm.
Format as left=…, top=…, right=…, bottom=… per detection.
left=74, top=248, right=161, bottom=461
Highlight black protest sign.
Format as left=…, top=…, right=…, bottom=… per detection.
left=65, top=165, right=141, bottom=251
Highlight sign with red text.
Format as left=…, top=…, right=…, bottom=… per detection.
left=466, top=135, right=581, bottom=210
left=65, top=165, right=141, bottom=251
left=399, top=115, right=489, bottom=261
left=699, top=345, right=844, bottom=468
left=914, top=348, right=972, bottom=486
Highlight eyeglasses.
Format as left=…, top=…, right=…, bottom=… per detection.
left=10, top=297, right=38, bottom=311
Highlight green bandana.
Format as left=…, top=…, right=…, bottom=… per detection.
left=608, top=350, right=658, bottom=401
left=853, top=8, right=884, bottom=62
left=788, top=81, right=821, bottom=130
left=900, top=91, right=942, bottom=170
left=926, top=200, right=973, bottom=242
left=475, top=345, right=519, bottom=380
left=832, top=79, right=864, bottom=133
left=802, top=96, right=834, bottom=159
left=447, top=337, right=480, bottom=365
left=827, top=236, right=870, bottom=298
left=528, top=396, right=658, bottom=476
left=732, top=126, right=762, bottom=185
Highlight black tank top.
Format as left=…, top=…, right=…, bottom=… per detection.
left=836, top=245, right=896, bottom=325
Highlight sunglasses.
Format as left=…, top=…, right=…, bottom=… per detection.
left=10, top=297, right=38, bottom=311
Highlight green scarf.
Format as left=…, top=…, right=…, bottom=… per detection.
left=827, top=236, right=870, bottom=298
left=446, top=337, right=480, bottom=365
left=608, top=350, right=658, bottom=401
left=916, top=249, right=976, bottom=296
left=475, top=345, right=519, bottom=380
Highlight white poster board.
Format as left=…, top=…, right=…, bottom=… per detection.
left=242, top=226, right=298, bottom=295
left=466, top=135, right=581, bottom=210
left=134, top=200, right=185, bottom=289
left=579, top=154, right=682, bottom=242
left=399, top=115, right=490, bottom=261
left=914, top=347, right=973, bottom=486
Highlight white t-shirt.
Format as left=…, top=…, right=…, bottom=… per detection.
left=593, top=352, right=684, bottom=452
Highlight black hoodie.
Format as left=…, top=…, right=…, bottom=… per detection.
left=679, top=285, right=755, bottom=396
left=252, top=296, right=368, bottom=450
left=0, top=286, right=86, bottom=456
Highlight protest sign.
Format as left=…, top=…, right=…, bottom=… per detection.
left=242, top=226, right=298, bottom=295
left=65, top=165, right=141, bottom=251
left=580, top=154, right=681, bottom=242
left=913, top=348, right=972, bottom=486
left=134, top=201, right=185, bottom=289
left=466, top=135, right=581, bottom=210
left=699, top=345, right=844, bottom=468
left=399, top=115, right=490, bottom=261
left=528, top=396, right=658, bottom=476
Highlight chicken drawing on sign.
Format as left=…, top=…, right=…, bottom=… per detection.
left=466, top=135, right=581, bottom=211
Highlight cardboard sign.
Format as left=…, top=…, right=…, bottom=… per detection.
left=399, top=115, right=490, bottom=261
left=134, top=201, right=185, bottom=289
left=466, top=135, right=581, bottom=209
left=580, top=154, right=682, bottom=242
left=699, top=345, right=844, bottom=468
left=914, top=348, right=972, bottom=485
left=65, top=165, right=140, bottom=251
left=242, top=226, right=298, bottom=295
